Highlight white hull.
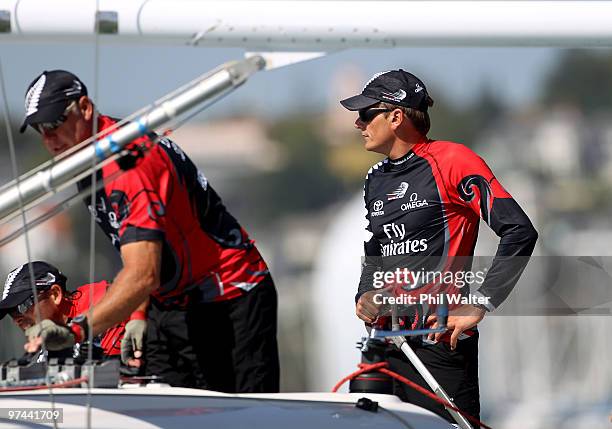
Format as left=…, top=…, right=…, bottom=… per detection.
left=0, top=387, right=452, bottom=428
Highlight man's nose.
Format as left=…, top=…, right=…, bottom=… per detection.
left=42, top=134, right=60, bottom=153
left=41, top=128, right=56, bottom=139
left=355, top=117, right=365, bottom=130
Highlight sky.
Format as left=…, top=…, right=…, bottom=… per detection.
left=0, top=42, right=561, bottom=123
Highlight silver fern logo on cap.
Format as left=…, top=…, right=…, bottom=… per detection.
left=2, top=265, right=24, bottom=300
left=25, top=74, right=46, bottom=117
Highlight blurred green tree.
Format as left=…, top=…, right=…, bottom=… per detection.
left=429, top=85, right=506, bottom=147
left=252, top=116, right=346, bottom=220
left=541, top=50, right=612, bottom=114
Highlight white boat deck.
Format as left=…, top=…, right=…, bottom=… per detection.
left=0, top=386, right=453, bottom=428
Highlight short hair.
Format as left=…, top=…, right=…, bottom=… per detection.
left=381, top=97, right=434, bottom=136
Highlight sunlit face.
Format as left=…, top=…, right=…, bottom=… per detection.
left=9, top=285, right=64, bottom=331
left=354, top=106, right=396, bottom=155
left=38, top=97, right=93, bottom=156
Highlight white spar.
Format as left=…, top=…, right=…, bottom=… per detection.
left=0, top=0, right=611, bottom=47
left=0, top=56, right=265, bottom=224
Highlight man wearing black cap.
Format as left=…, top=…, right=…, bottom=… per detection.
left=19, top=70, right=280, bottom=392
left=341, top=70, right=538, bottom=423
left=0, top=261, right=128, bottom=362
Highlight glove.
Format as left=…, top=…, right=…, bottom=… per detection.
left=121, top=319, right=146, bottom=364
left=25, top=319, right=75, bottom=351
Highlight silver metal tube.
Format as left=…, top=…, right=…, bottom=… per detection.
left=387, top=304, right=472, bottom=428
left=3, top=1, right=612, bottom=47
left=0, top=55, right=265, bottom=223
left=390, top=336, right=474, bottom=429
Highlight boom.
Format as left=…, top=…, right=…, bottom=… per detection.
left=0, top=1, right=611, bottom=48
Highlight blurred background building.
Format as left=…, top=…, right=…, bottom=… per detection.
left=1, top=45, right=611, bottom=428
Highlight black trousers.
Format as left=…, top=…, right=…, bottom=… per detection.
left=144, top=300, right=207, bottom=388
left=387, top=333, right=480, bottom=425
left=145, top=275, right=280, bottom=393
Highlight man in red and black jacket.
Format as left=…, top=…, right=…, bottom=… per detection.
left=19, top=70, right=279, bottom=392
left=0, top=261, right=132, bottom=362
left=341, top=70, right=538, bottom=423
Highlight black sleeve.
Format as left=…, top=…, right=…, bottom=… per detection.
left=447, top=146, right=539, bottom=310
left=472, top=197, right=538, bottom=310
left=356, top=178, right=382, bottom=303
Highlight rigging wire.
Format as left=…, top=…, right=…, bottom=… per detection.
left=0, top=61, right=227, bottom=229
left=85, top=2, right=102, bottom=427
left=0, top=58, right=238, bottom=235
left=0, top=60, right=59, bottom=429
left=0, top=167, right=126, bottom=249
left=0, top=54, right=256, bottom=429
left=0, top=50, right=243, bottom=421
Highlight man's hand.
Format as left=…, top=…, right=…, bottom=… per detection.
left=121, top=319, right=146, bottom=366
left=356, top=290, right=384, bottom=324
left=426, top=304, right=486, bottom=350
left=24, top=319, right=75, bottom=352
left=23, top=336, right=43, bottom=354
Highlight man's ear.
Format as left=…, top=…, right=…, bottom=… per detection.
left=78, top=96, right=94, bottom=121
left=389, top=108, right=404, bottom=130
left=50, top=284, right=64, bottom=305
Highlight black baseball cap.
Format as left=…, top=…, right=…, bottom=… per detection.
left=340, top=69, right=431, bottom=112
left=0, top=261, right=67, bottom=320
left=19, top=70, right=88, bottom=133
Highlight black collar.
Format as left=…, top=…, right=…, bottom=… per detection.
left=387, top=151, right=415, bottom=171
